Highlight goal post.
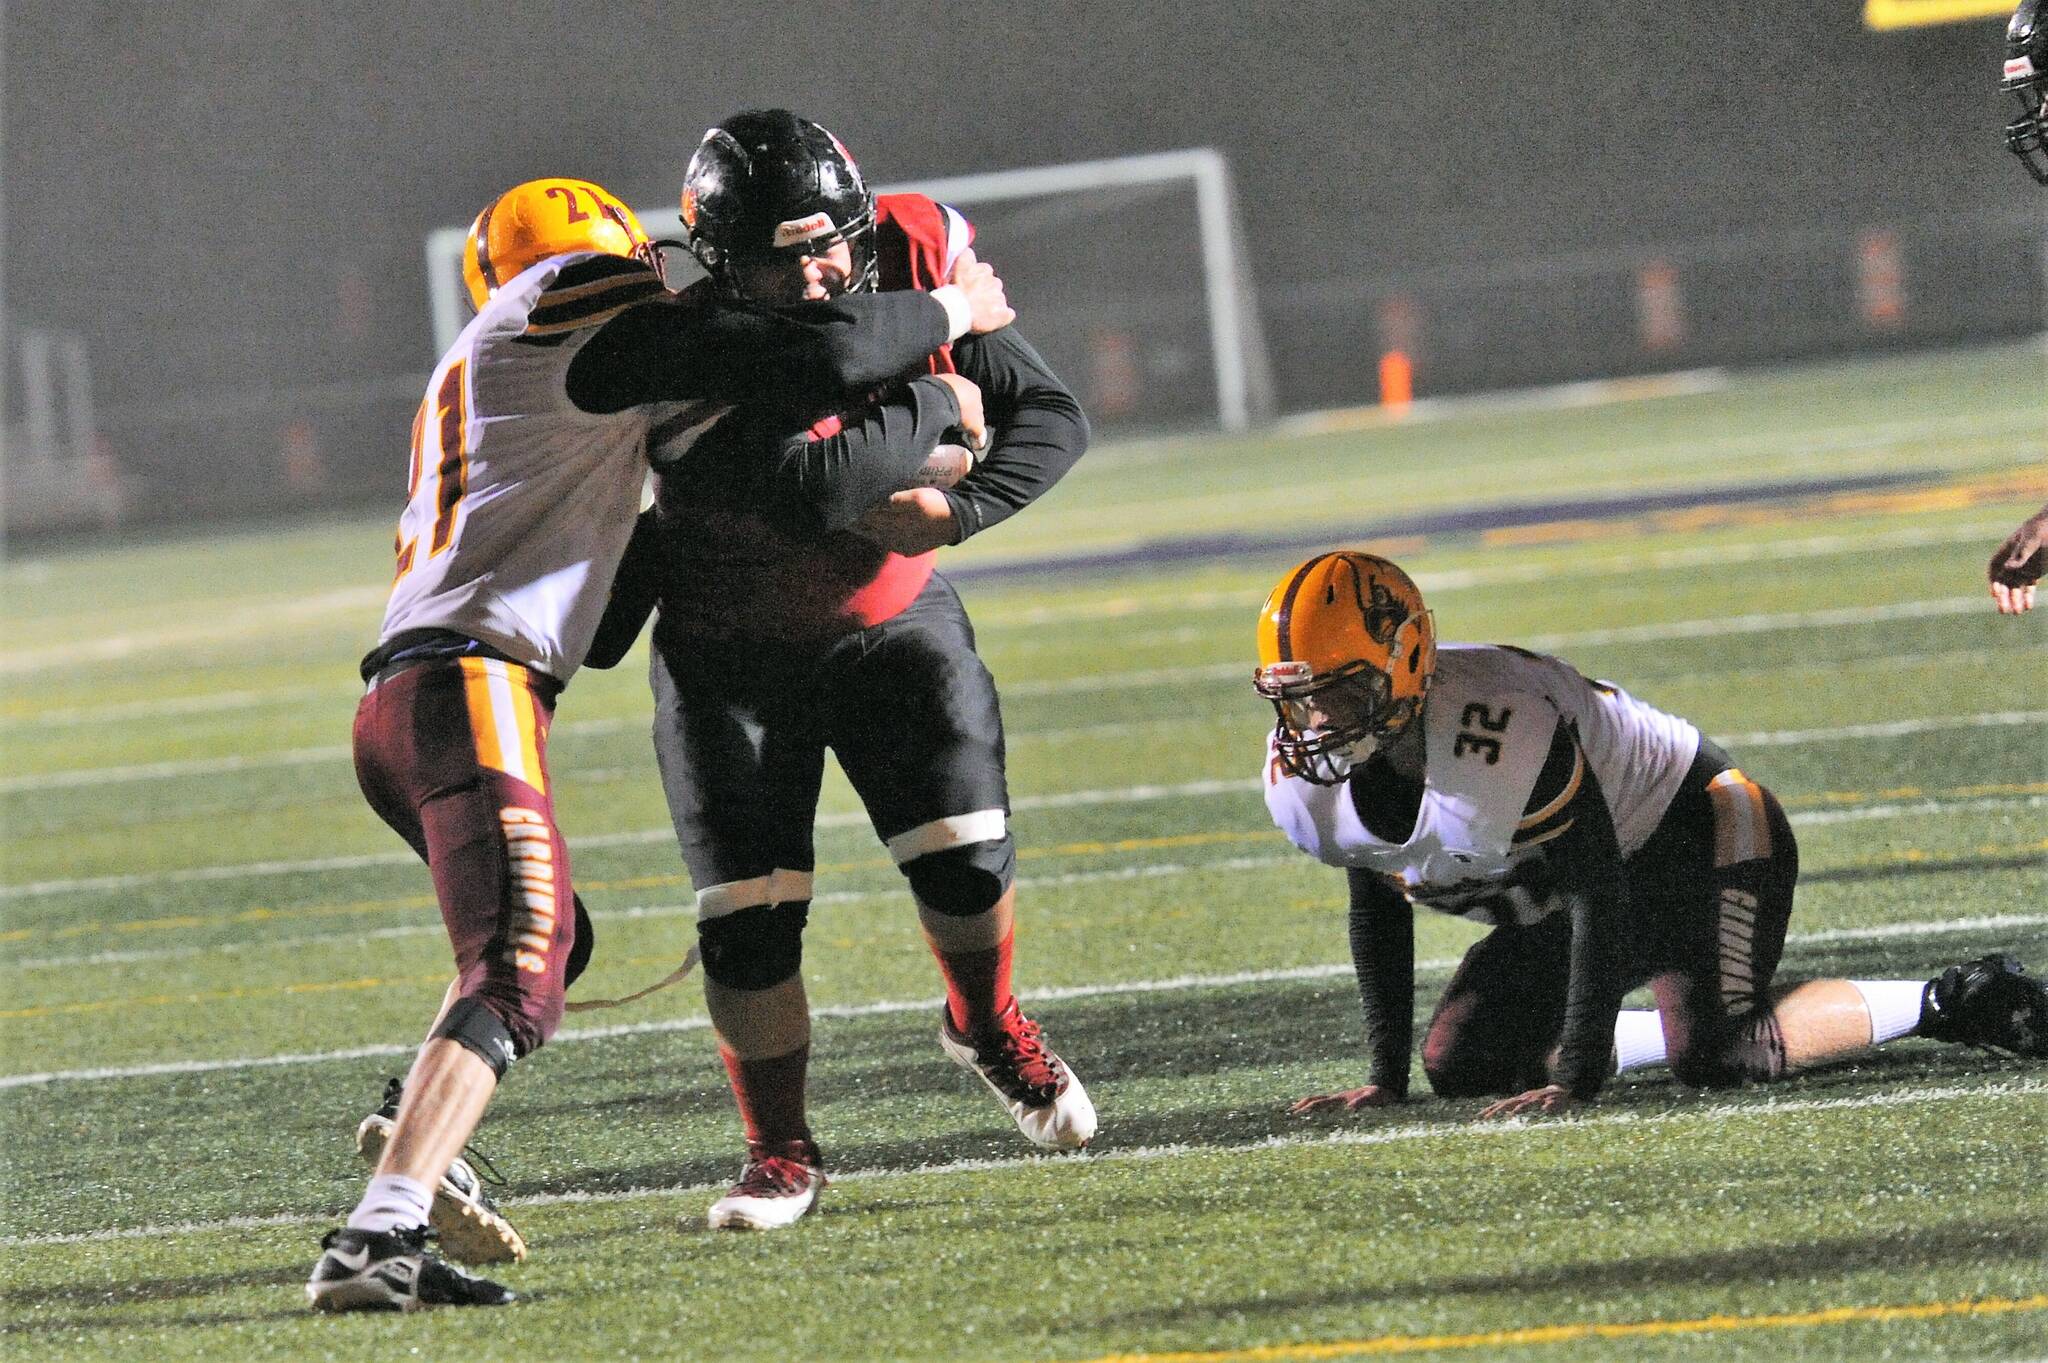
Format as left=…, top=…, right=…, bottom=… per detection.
left=424, top=148, right=1274, bottom=432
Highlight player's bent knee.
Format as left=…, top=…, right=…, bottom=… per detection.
left=1666, top=1045, right=1743, bottom=1088
left=902, top=836, right=1015, bottom=917
left=697, top=900, right=810, bottom=991
left=565, top=893, right=596, bottom=990
left=432, top=995, right=528, bottom=1079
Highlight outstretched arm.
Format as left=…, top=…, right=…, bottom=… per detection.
left=567, top=286, right=957, bottom=417
left=1290, top=869, right=1415, bottom=1114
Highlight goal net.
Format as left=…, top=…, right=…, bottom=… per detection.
left=425, top=148, right=1274, bottom=435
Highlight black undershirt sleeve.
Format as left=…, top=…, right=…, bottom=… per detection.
left=1346, top=867, right=1416, bottom=1098
left=710, top=376, right=964, bottom=534
left=581, top=508, right=660, bottom=670
left=1534, top=726, right=1631, bottom=1100
left=566, top=287, right=949, bottom=416
left=936, top=327, right=1089, bottom=542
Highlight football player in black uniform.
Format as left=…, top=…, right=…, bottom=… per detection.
left=1991, top=0, right=2048, bottom=613
left=593, top=110, right=1094, bottom=1230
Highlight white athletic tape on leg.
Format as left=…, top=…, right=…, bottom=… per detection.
left=887, top=810, right=1008, bottom=865
left=694, top=870, right=815, bottom=920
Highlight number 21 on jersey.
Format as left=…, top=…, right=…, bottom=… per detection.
left=394, top=359, right=469, bottom=581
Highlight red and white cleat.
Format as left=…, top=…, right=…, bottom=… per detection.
left=706, top=1138, right=828, bottom=1230
left=940, top=999, right=1096, bottom=1150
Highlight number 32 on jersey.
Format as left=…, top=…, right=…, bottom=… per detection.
left=394, top=360, right=470, bottom=581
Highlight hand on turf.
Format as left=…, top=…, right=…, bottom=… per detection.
left=850, top=486, right=958, bottom=555
left=1288, top=1085, right=1402, bottom=1115
left=1477, top=1084, right=1578, bottom=1120
left=1988, top=505, right=2048, bottom=615
left=949, top=249, right=1015, bottom=334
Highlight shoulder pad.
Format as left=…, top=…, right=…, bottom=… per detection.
left=524, top=254, right=666, bottom=337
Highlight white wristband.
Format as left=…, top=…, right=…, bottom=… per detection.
left=930, top=284, right=972, bottom=341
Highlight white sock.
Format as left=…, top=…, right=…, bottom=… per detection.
left=1613, top=1009, right=1669, bottom=1073
left=346, top=1174, right=434, bottom=1234
left=1850, top=980, right=1928, bottom=1045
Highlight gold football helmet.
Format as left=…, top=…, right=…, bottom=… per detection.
left=461, top=178, right=662, bottom=310
left=1254, top=551, right=1436, bottom=783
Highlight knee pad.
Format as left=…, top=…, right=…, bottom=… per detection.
left=1675, top=1010, right=1785, bottom=1087
left=431, top=995, right=522, bottom=1079
left=697, top=900, right=810, bottom=991
left=565, top=893, right=596, bottom=990
left=902, top=837, right=1015, bottom=917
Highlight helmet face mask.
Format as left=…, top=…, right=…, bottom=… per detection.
left=1256, top=659, right=1416, bottom=784
left=681, top=111, right=880, bottom=301
left=1253, top=553, right=1437, bottom=787
left=2007, top=0, right=2048, bottom=183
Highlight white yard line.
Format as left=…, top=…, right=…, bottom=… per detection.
left=1521, top=595, right=1990, bottom=649
left=3, top=1077, right=2039, bottom=1249
left=1, top=586, right=387, bottom=676
left=5, top=514, right=2020, bottom=731
left=0, top=683, right=358, bottom=732
left=7, top=909, right=2043, bottom=1087
left=974, top=520, right=2017, bottom=633
left=5, top=768, right=2041, bottom=902
left=12, top=706, right=2043, bottom=796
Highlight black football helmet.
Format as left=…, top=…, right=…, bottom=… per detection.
left=680, top=109, right=880, bottom=297
left=2007, top=0, right=2048, bottom=183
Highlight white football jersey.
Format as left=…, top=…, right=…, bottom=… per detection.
left=377, top=251, right=693, bottom=683
left=1263, top=643, right=1701, bottom=925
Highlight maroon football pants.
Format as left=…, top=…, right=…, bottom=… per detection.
left=352, top=656, right=578, bottom=1057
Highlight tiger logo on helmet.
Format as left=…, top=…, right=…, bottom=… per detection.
left=1254, top=552, right=1437, bottom=784
left=461, top=178, right=664, bottom=312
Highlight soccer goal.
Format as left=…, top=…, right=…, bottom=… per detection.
left=424, top=148, right=1274, bottom=433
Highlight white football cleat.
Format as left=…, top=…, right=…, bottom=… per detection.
left=706, top=1138, right=827, bottom=1230
left=356, top=1079, right=527, bottom=1264
left=940, top=1000, right=1096, bottom=1150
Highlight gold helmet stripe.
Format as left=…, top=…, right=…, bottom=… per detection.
left=474, top=201, right=501, bottom=294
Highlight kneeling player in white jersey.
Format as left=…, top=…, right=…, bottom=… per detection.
left=308, top=176, right=1012, bottom=1312
left=1253, top=552, right=2048, bottom=1121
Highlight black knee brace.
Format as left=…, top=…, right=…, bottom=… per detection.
left=902, top=837, right=1015, bottom=917
left=431, top=996, right=520, bottom=1079
left=565, top=893, right=596, bottom=989
left=697, top=900, right=810, bottom=991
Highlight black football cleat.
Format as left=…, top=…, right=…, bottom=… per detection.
left=306, top=1226, right=515, bottom=1312
left=356, top=1078, right=527, bottom=1263
left=1919, top=953, right=2048, bottom=1057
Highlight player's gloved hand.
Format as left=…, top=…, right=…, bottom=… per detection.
left=1988, top=507, right=2047, bottom=615
left=949, top=248, right=1015, bottom=334
left=933, top=372, right=988, bottom=450
left=1288, top=1085, right=1403, bottom=1115
left=1477, top=1083, right=1578, bottom=1120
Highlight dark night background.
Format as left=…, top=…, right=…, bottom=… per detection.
left=5, top=2, right=2041, bottom=533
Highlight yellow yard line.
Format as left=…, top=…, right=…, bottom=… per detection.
left=0, top=972, right=453, bottom=1020
left=1067, top=1293, right=2048, bottom=1363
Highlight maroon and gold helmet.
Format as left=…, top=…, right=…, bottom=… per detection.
left=461, top=178, right=662, bottom=311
